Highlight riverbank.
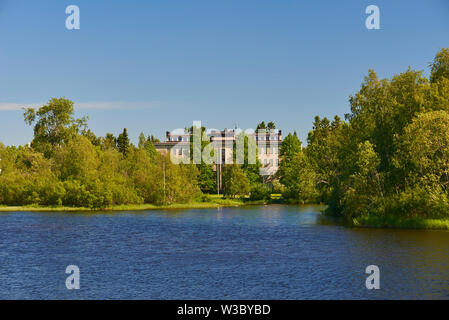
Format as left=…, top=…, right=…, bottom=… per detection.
left=0, top=197, right=268, bottom=212
left=351, top=215, right=449, bottom=230
left=2, top=202, right=448, bottom=230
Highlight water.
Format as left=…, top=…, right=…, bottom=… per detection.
left=0, top=205, right=448, bottom=299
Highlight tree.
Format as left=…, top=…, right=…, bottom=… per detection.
left=430, top=48, right=449, bottom=84
left=256, top=121, right=266, bottom=130
left=280, top=152, right=318, bottom=203
left=279, top=132, right=302, bottom=163
left=138, top=132, right=157, bottom=158
left=341, top=141, right=384, bottom=218
left=103, top=133, right=117, bottom=149
left=277, top=132, right=302, bottom=187
left=395, top=110, right=449, bottom=187
left=82, top=129, right=101, bottom=146
left=23, top=97, right=88, bottom=157
left=185, top=125, right=217, bottom=193
left=267, top=121, right=276, bottom=130
left=117, top=128, right=130, bottom=156
left=138, top=132, right=146, bottom=148
left=234, top=132, right=262, bottom=186
left=53, top=135, right=99, bottom=181
left=304, top=48, right=449, bottom=220
left=197, top=163, right=216, bottom=193
left=222, top=164, right=251, bottom=198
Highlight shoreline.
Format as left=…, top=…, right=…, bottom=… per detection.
left=1, top=202, right=448, bottom=230
left=351, top=216, right=449, bottom=230
left=0, top=199, right=268, bottom=213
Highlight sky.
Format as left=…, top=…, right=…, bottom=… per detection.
left=0, top=0, right=448, bottom=146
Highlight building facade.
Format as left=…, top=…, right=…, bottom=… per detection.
left=154, top=128, right=283, bottom=176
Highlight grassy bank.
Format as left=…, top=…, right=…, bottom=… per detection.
left=0, top=196, right=268, bottom=212
left=351, top=215, right=449, bottom=230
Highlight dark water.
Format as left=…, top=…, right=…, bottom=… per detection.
left=0, top=205, right=448, bottom=299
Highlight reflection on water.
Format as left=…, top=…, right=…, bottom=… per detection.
left=0, top=205, right=447, bottom=299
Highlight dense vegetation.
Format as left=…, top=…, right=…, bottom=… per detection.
left=1, top=48, right=448, bottom=227
left=277, top=48, right=449, bottom=224
left=0, top=98, right=200, bottom=208
left=0, top=98, right=273, bottom=208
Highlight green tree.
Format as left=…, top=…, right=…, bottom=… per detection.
left=117, top=128, right=130, bottom=156
left=235, top=132, right=262, bottom=186
left=256, top=121, right=266, bottom=130
left=267, top=121, right=276, bottom=130
left=53, top=135, right=99, bottom=181
left=277, top=132, right=303, bottom=189
left=222, top=164, right=251, bottom=198
left=103, top=133, right=117, bottom=149
left=23, top=97, right=88, bottom=157
left=138, top=132, right=157, bottom=158
left=430, top=48, right=449, bottom=84
left=281, top=152, right=318, bottom=203
left=341, top=141, right=384, bottom=218
left=395, top=110, right=449, bottom=187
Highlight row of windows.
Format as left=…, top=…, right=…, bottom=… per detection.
left=168, top=135, right=282, bottom=142
left=256, top=136, right=282, bottom=141
left=259, top=147, right=278, bottom=154
left=169, top=136, right=189, bottom=142
left=170, top=147, right=280, bottom=160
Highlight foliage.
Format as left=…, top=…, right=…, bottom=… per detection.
left=0, top=99, right=200, bottom=208
left=23, top=97, right=88, bottom=157
left=222, top=164, right=251, bottom=198
left=117, top=128, right=130, bottom=156
left=249, top=182, right=272, bottom=201
left=299, top=48, right=449, bottom=222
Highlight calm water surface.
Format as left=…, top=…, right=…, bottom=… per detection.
left=0, top=205, right=448, bottom=299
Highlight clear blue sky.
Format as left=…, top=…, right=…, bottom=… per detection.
left=0, top=0, right=448, bottom=145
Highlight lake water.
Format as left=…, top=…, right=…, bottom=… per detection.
left=0, top=205, right=448, bottom=299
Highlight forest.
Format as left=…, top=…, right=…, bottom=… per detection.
left=278, top=48, right=449, bottom=225
left=1, top=48, right=448, bottom=226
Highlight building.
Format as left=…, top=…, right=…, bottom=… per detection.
left=154, top=128, right=283, bottom=176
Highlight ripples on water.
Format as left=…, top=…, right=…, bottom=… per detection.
left=0, top=205, right=448, bottom=299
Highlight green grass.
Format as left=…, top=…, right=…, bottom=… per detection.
left=352, top=215, right=449, bottom=230
left=6, top=200, right=447, bottom=230
left=0, top=196, right=258, bottom=213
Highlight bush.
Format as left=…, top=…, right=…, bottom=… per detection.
left=249, top=183, right=271, bottom=201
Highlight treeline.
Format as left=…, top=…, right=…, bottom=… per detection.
left=277, top=48, right=449, bottom=221
left=2, top=48, right=448, bottom=217
left=0, top=98, right=273, bottom=208
left=0, top=99, right=200, bottom=208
